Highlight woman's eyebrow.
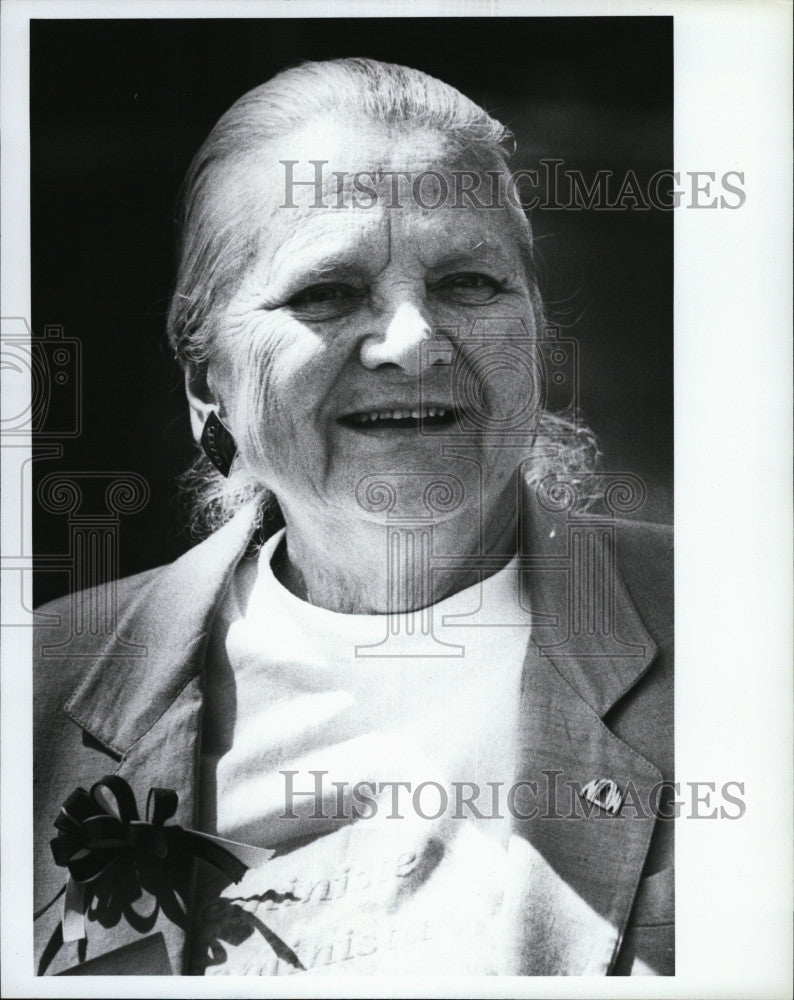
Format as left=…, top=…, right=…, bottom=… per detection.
left=424, top=241, right=513, bottom=271
left=264, top=235, right=512, bottom=292
left=277, top=257, right=369, bottom=285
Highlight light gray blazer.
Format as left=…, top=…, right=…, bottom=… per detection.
left=33, top=497, right=674, bottom=976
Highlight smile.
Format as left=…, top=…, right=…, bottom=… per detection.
left=338, top=406, right=460, bottom=431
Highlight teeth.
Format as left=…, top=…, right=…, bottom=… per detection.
left=349, top=407, right=451, bottom=424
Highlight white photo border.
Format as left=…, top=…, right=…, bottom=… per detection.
left=2, top=1, right=791, bottom=997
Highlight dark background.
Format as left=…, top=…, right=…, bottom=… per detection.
left=31, top=17, right=673, bottom=606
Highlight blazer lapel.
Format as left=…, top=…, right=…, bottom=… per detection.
left=63, top=504, right=259, bottom=754
left=107, top=674, right=204, bottom=975
left=43, top=682, right=205, bottom=976
left=48, top=504, right=261, bottom=975
left=503, top=643, right=662, bottom=975
left=503, top=503, right=662, bottom=974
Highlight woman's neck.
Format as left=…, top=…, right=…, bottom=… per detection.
left=272, top=480, right=521, bottom=615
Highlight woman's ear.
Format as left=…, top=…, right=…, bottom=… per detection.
left=184, top=363, right=218, bottom=445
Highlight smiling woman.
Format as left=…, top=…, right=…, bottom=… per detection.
left=33, top=57, right=673, bottom=978
left=178, top=87, right=549, bottom=614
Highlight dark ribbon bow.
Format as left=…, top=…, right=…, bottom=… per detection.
left=36, top=776, right=272, bottom=972
left=50, top=775, right=248, bottom=887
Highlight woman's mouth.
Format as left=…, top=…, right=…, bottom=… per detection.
left=338, top=406, right=460, bottom=431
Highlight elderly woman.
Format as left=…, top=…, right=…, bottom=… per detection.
left=33, top=58, right=673, bottom=977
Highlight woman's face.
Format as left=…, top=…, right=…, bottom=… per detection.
left=203, top=118, right=542, bottom=527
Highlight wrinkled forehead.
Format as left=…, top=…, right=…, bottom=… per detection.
left=241, top=116, right=498, bottom=215
left=218, top=115, right=521, bottom=277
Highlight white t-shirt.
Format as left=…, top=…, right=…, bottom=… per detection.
left=190, top=528, right=532, bottom=976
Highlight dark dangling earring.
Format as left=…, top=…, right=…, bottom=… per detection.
left=201, top=411, right=238, bottom=477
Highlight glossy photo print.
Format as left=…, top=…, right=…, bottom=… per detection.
left=24, top=13, right=677, bottom=979
left=5, top=2, right=792, bottom=997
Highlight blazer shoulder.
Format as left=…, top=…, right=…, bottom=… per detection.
left=615, top=517, right=673, bottom=557
left=35, top=563, right=165, bottom=620
left=613, top=518, right=673, bottom=639
left=33, top=564, right=168, bottom=699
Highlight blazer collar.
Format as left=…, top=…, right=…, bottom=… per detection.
left=521, top=499, right=658, bottom=717
left=65, top=493, right=656, bottom=754
left=64, top=502, right=259, bottom=756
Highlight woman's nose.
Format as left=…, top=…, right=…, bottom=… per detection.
left=358, top=298, right=433, bottom=376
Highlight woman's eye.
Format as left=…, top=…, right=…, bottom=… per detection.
left=287, top=283, right=362, bottom=314
left=433, top=273, right=502, bottom=304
